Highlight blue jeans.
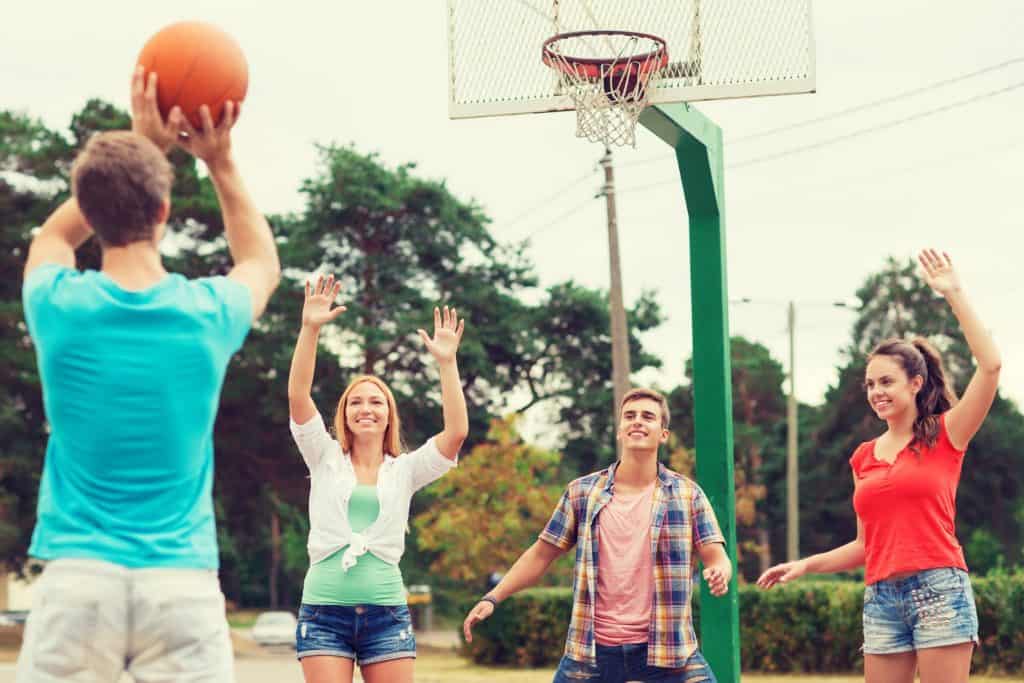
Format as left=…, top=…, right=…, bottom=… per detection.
left=552, top=644, right=716, bottom=682
left=863, top=568, right=979, bottom=655
left=295, top=603, right=416, bottom=665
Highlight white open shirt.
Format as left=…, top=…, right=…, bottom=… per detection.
left=290, top=412, right=458, bottom=570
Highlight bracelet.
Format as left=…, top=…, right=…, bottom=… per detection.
left=480, top=595, right=499, bottom=608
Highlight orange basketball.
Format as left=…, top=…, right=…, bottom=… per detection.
left=137, top=21, right=248, bottom=130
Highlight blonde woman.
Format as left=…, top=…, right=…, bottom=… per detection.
left=287, top=274, right=468, bottom=683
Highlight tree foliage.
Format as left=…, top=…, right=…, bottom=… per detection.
left=412, top=416, right=568, bottom=585
left=670, top=336, right=788, bottom=581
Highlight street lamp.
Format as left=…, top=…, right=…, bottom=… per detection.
left=730, top=297, right=859, bottom=563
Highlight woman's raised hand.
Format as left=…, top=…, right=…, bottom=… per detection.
left=302, top=274, right=346, bottom=328
left=418, top=306, right=465, bottom=363
left=918, top=248, right=962, bottom=298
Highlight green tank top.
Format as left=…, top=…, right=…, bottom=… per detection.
left=301, top=484, right=406, bottom=606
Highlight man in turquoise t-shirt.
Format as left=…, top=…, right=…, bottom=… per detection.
left=16, top=67, right=280, bottom=682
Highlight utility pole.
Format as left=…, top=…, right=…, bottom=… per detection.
left=786, top=300, right=799, bottom=562
left=600, top=148, right=631, bottom=452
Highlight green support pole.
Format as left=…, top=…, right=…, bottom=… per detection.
left=639, top=103, right=740, bottom=682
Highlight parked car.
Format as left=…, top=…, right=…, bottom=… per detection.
left=0, top=611, right=28, bottom=627
left=251, top=610, right=297, bottom=647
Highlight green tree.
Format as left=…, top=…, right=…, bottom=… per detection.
left=513, top=281, right=664, bottom=476
left=412, top=416, right=568, bottom=585
left=0, top=110, right=77, bottom=572
left=669, top=336, right=788, bottom=581
left=285, top=144, right=538, bottom=447
left=966, top=528, right=1005, bottom=576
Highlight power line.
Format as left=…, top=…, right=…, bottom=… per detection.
left=730, top=80, right=1024, bottom=170
left=510, top=58, right=1024, bottom=242
left=521, top=195, right=599, bottom=241
left=615, top=132, right=1024, bottom=201
left=755, top=134, right=1024, bottom=197
left=614, top=79, right=1024, bottom=195
left=730, top=57, right=1024, bottom=143
left=500, top=167, right=600, bottom=233
left=617, top=56, right=1024, bottom=171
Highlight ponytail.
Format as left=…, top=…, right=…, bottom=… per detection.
left=908, top=337, right=957, bottom=450
left=869, top=337, right=958, bottom=451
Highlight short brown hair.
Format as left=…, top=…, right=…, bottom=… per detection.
left=71, top=131, right=173, bottom=246
left=619, top=387, right=670, bottom=428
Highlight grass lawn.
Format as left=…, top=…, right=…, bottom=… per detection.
left=410, top=652, right=1018, bottom=682
left=227, top=609, right=262, bottom=629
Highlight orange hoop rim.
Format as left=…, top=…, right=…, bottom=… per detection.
left=541, top=30, right=669, bottom=80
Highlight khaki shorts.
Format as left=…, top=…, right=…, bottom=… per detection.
left=16, top=558, right=234, bottom=683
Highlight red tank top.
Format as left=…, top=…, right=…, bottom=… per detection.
left=850, top=413, right=968, bottom=584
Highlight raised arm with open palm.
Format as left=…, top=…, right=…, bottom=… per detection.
left=918, top=249, right=1001, bottom=450
left=419, top=306, right=469, bottom=460
left=288, top=274, right=347, bottom=425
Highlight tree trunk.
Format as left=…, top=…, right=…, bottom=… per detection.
left=269, top=510, right=281, bottom=609
left=757, top=526, right=772, bottom=575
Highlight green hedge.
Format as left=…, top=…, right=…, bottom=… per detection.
left=462, top=587, right=573, bottom=667
left=461, top=572, right=1024, bottom=675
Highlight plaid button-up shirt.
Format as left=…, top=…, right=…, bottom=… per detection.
left=539, top=461, right=725, bottom=668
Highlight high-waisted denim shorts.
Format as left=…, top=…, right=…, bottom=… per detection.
left=862, top=567, right=979, bottom=655
left=295, top=603, right=416, bottom=665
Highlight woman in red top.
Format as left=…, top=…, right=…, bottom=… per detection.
left=757, top=249, right=1001, bottom=683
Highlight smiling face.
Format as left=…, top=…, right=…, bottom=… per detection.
left=617, top=397, right=670, bottom=452
left=345, top=380, right=390, bottom=439
left=865, top=354, right=923, bottom=421
left=334, top=375, right=404, bottom=456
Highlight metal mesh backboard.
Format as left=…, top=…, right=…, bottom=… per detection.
left=447, top=0, right=816, bottom=119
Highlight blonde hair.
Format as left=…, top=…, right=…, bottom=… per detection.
left=333, top=375, right=405, bottom=456
left=619, top=387, right=671, bottom=429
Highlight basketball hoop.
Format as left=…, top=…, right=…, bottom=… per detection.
left=542, top=30, right=669, bottom=147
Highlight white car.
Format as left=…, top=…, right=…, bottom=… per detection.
left=251, top=610, right=297, bottom=647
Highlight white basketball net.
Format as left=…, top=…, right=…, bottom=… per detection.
left=543, top=32, right=668, bottom=147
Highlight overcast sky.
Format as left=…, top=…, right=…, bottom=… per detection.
left=4, top=1, right=1021, bottom=415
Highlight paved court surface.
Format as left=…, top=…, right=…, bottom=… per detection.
left=0, top=655, right=310, bottom=683
left=0, top=628, right=461, bottom=682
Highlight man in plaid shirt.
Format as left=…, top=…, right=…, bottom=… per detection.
left=464, top=388, right=732, bottom=682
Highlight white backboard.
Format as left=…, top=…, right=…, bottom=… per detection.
left=447, top=0, right=816, bottom=119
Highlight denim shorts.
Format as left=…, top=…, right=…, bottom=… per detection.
left=862, top=567, right=979, bottom=655
left=552, top=644, right=716, bottom=682
left=295, top=603, right=415, bottom=665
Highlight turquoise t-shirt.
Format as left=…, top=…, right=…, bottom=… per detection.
left=21, top=265, right=252, bottom=568
left=302, top=484, right=406, bottom=605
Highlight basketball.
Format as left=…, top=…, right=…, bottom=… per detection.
left=137, top=21, right=248, bottom=130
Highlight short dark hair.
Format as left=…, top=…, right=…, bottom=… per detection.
left=619, top=387, right=670, bottom=428
left=71, top=131, right=173, bottom=246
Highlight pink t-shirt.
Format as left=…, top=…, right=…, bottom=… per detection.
left=594, top=483, right=655, bottom=646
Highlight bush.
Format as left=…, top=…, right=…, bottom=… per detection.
left=463, top=572, right=1024, bottom=675
left=462, top=587, right=573, bottom=667
left=966, top=529, right=1006, bottom=576
left=738, top=581, right=862, bottom=673
left=974, top=569, right=1024, bottom=674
